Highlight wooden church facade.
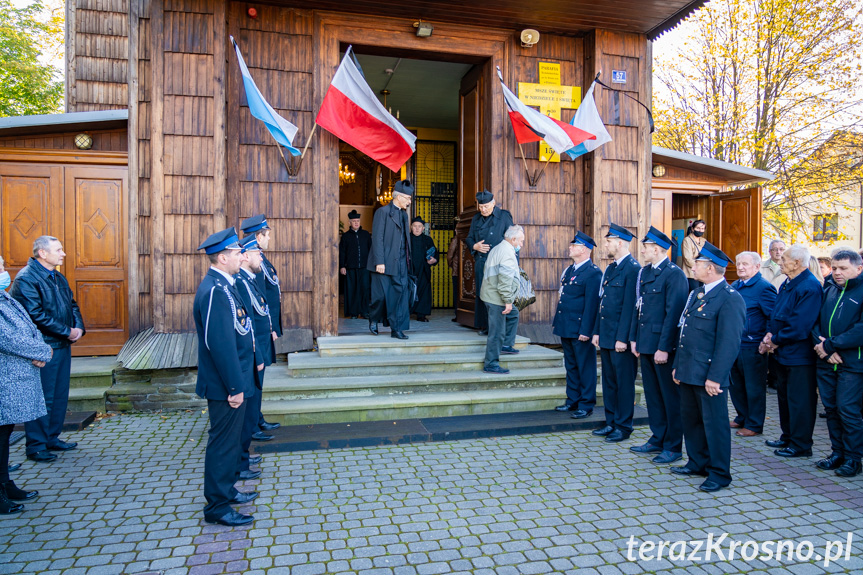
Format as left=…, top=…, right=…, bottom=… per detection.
left=0, top=0, right=709, bottom=361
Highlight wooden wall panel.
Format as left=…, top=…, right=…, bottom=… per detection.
left=164, top=254, right=211, bottom=293
left=264, top=219, right=314, bottom=253
left=521, top=225, right=574, bottom=260
left=165, top=175, right=214, bottom=214
left=163, top=53, right=213, bottom=96
left=0, top=130, right=128, bottom=152
left=76, top=9, right=129, bottom=36
left=76, top=57, right=129, bottom=83
left=513, top=191, right=576, bottom=226
left=163, top=135, right=214, bottom=176
left=79, top=0, right=128, bottom=12
left=282, top=291, right=312, bottom=329
left=238, top=144, right=313, bottom=183
left=165, top=294, right=195, bottom=332
left=238, top=109, right=314, bottom=146
left=163, top=96, right=214, bottom=136
left=164, top=12, right=213, bottom=53
left=164, top=214, right=215, bottom=254
left=75, top=82, right=128, bottom=106
left=236, top=31, right=313, bottom=72
left=76, top=34, right=128, bottom=59
left=165, top=0, right=213, bottom=14
left=238, top=4, right=313, bottom=34
left=238, top=182, right=314, bottom=219
left=266, top=252, right=313, bottom=292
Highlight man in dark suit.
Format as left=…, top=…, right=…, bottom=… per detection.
left=466, top=190, right=514, bottom=335
left=339, top=210, right=372, bottom=319
left=629, top=227, right=688, bottom=464
left=368, top=180, right=413, bottom=339
left=193, top=227, right=260, bottom=527
left=591, top=223, right=641, bottom=443
left=234, top=235, right=275, bottom=478
left=553, top=231, right=601, bottom=418
left=240, top=214, right=281, bottom=433
left=671, top=242, right=745, bottom=492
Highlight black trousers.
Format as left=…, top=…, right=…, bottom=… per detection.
left=599, top=347, right=637, bottom=433
left=25, top=345, right=71, bottom=455
left=774, top=361, right=817, bottom=451
left=679, top=382, right=731, bottom=486
left=729, top=347, right=768, bottom=433
left=640, top=352, right=682, bottom=453
left=560, top=338, right=597, bottom=412
left=0, top=424, right=12, bottom=483
left=204, top=398, right=246, bottom=519
left=344, top=268, right=371, bottom=317
left=240, top=369, right=264, bottom=472
left=369, top=260, right=410, bottom=333
left=816, top=365, right=863, bottom=461
left=474, top=256, right=488, bottom=330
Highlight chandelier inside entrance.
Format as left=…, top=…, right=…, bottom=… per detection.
left=339, top=161, right=355, bottom=185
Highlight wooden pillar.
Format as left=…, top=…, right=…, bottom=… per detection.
left=212, top=0, right=227, bottom=231
left=150, top=0, right=166, bottom=332
left=126, top=0, right=140, bottom=335
left=65, top=0, right=77, bottom=112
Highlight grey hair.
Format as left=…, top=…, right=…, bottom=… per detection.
left=769, top=239, right=786, bottom=250
left=786, top=244, right=810, bottom=266
left=504, top=225, right=525, bottom=240
left=736, top=251, right=762, bottom=267
left=832, top=249, right=863, bottom=267
left=33, top=235, right=59, bottom=256
left=831, top=246, right=854, bottom=257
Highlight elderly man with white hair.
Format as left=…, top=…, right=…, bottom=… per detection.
left=761, top=239, right=788, bottom=290
left=761, top=244, right=823, bottom=458
left=729, top=251, right=777, bottom=437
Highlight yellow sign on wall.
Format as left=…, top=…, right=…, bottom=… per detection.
left=518, top=62, right=581, bottom=162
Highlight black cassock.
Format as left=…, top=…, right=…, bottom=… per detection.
left=339, top=227, right=372, bottom=317
left=409, top=233, right=438, bottom=318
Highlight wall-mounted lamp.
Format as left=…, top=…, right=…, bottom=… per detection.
left=652, top=164, right=666, bottom=177
left=74, top=133, right=93, bottom=150
left=520, top=29, right=540, bottom=48
left=414, top=20, right=433, bottom=37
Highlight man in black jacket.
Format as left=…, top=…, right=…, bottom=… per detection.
left=368, top=180, right=413, bottom=339
left=339, top=210, right=372, bottom=319
left=10, top=236, right=85, bottom=463
left=812, top=249, right=863, bottom=477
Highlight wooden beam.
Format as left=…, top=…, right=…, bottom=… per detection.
left=65, top=0, right=77, bottom=111
left=212, top=0, right=227, bottom=230
left=638, top=37, right=652, bottom=246
left=0, top=148, right=128, bottom=164
left=226, top=2, right=240, bottom=229
left=127, top=0, right=140, bottom=335
left=150, top=0, right=166, bottom=333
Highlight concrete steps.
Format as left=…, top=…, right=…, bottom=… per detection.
left=316, top=333, right=531, bottom=357
left=68, top=356, right=117, bottom=412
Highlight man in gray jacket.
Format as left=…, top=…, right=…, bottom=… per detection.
left=479, top=225, right=524, bottom=374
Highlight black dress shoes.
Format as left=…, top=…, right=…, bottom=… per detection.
left=698, top=480, right=724, bottom=492
left=592, top=425, right=614, bottom=436
left=251, top=431, right=273, bottom=442
left=835, top=460, right=863, bottom=477
left=391, top=331, right=409, bottom=340
left=571, top=409, right=593, bottom=419
left=238, top=469, right=262, bottom=480
left=774, top=447, right=812, bottom=458
left=369, top=321, right=379, bottom=335
left=0, top=495, right=23, bottom=515
left=630, top=443, right=662, bottom=454
left=554, top=404, right=575, bottom=412
left=231, top=491, right=259, bottom=504
left=500, top=346, right=519, bottom=355
left=259, top=421, right=280, bottom=431
left=483, top=365, right=510, bottom=374
left=652, top=451, right=682, bottom=465
left=26, top=450, right=57, bottom=463
left=670, top=466, right=707, bottom=477
left=2, top=481, right=38, bottom=501
left=765, top=438, right=789, bottom=448
left=478, top=329, right=488, bottom=336
left=8, top=463, right=20, bottom=472
left=605, top=430, right=630, bottom=442
left=249, top=455, right=263, bottom=465
left=205, top=510, right=254, bottom=526
left=47, top=440, right=77, bottom=451
left=816, top=452, right=845, bottom=470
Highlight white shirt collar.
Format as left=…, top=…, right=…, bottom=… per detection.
left=210, top=266, right=235, bottom=286
left=615, top=253, right=629, bottom=266
left=652, top=256, right=668, bottom=269
left=703, top=277, right=725, bottom=294
left=572, top=258, right=590, bottom=271
left=240, top=267, right=256, bottom=280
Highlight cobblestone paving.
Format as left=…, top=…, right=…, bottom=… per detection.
left=2, top=395, right=863, bottom=574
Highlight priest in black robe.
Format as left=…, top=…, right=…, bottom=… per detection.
left=339, top=210, right=372, bottom=318
left=409, top=216, right=438, bottom=321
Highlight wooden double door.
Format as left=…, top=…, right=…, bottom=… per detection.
left=0, top=159, right=128, bottom=355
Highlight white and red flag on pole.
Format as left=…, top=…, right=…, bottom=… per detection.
left=316, top=47, right=417, bottom=172
left=496, top=66, right=595, bottom=155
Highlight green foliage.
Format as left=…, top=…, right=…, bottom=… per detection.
left=0, top=0, right=64, bottom=117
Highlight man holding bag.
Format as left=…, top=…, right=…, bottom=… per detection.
left=480, top=225, right=525, bottom=374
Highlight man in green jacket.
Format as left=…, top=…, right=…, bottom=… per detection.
left=480, top=225, right=524, bottom=374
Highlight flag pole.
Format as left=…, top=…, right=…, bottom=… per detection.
left=534, top=154, right=554, bottom=186
left=300, top=123, right=317, bottom=161
left=517, top=141, right=534, bottom=187
left=273, top=141, right=295, bottom=177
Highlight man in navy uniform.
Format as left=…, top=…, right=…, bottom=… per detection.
left=240, top=214, right=281, bottom=433
left=591, top=223, right=641, bottom=442
left=552, top=231, right=601, bottom=418
left=193, top=227, right=260, bottom=526
left=368, top=180, right=413, bottom=339
left=812, top=249, right=863, bottom=477
left=466, top=190, right=514, bottom=335
left=235, top=235, right=275, bottom=477
left=671, top=242, right=745, bottom=492
left=339, top=210, right=372, bottom=319
left=629, top=227, right=688, bottom=464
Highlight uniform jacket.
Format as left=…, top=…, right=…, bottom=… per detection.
left=768, top=268, right=822, bottom=366
left=367, top=203, right=411, bottom=276
left=593, top=254, right=640, bottom=349
left=673, top=281, right=746, bottom=387
left=732, top=272, right=777, bottom=348
left=236, top=268, right=274, bottom=373
left=479, top=240, right=519, bottom=306
left=257, top=253, right=282, bottom=337
left=629, top=258, right=688, bottom=355
left=0, top=291, right=52, bottom=426
left=552, top=259, right=601, bottom=339
left=466, top=206, right=514, bottom=259
left=339, top=227, right=372, bottom=269
left=194, top=269, right=257, bottom=400
left=10, top=258, right=86, bottom=349
left=811, top=274, right=863, bottom=372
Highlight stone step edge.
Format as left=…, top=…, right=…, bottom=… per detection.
left=288, top=346, right=563, bottom=369
left=69, top=387, right=110, bottom=400
left=316, top=334, right=530, bottom=350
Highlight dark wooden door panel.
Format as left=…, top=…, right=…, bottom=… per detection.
left=709, top=187, right=762, bottom=281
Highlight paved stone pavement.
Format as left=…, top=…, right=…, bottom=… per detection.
left=3, top=393, right=863, bottom=575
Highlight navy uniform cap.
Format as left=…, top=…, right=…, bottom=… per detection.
left=476, top=190, right=494, bottom=204
left=347, top=210, right=361, bottom=220
left=393, top=179, right=414, bottom=196
left=605, top=222, right=635, bottom=242
left=240, top=214, right=269, bottom=235
left=642, top=226, right=673, bottom=250
left=696, top=241, right=733, bottom=267
left=239, top=234, right=260, bottom=253
left=198, top=227, right=242, bottom=255
left=571, top=230, right=596, bottom=249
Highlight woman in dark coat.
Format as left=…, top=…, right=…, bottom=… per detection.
left=0, top=289, right=52, bottom=514
left=409, top=217, right=438, bottom=322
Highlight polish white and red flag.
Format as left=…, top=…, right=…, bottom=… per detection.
left=496, top=67, right=595, bottom=155
left=316, top=48, right=416, bottom=172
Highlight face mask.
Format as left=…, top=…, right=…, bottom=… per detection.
left=514, top=246, right=521, bottom=254
left=692, top=230, right=704, bottom=237
left=0, top=271, right=10, bottom=291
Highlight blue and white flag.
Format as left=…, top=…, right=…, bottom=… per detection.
left=564, top=81, right=612, bottom=160
left=231, top=36, right=301, bottom=156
